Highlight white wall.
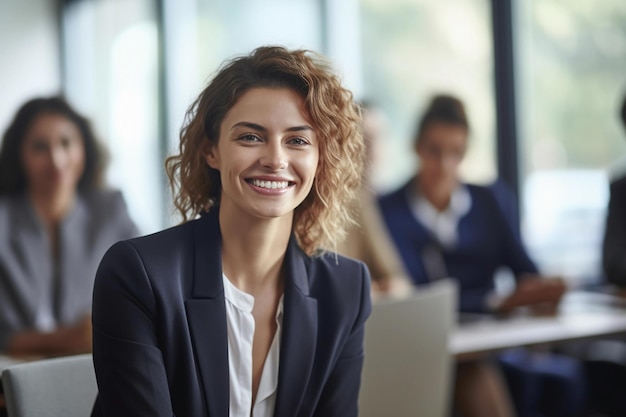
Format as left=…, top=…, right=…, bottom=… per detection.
left=0, top=0, right=61, bottom=136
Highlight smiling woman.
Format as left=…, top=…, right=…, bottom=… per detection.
left=204, top=88, right=319, bottom=224
left=91, top=46, right=371, bottom=417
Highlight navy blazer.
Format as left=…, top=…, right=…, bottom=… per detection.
left=379, top=180, right=537, bottom=313
left=91, top=209, right=371, bottom=417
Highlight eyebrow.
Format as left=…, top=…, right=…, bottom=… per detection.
left=231, top=121, right=314, bottom=133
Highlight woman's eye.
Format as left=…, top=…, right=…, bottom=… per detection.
left=240, top=134, right=261, bottom=142
left=31, top=140, right=48, bottom=153
left=61, top=137, right=74, bottom=148
left=289, top=137, right=309, bottom=146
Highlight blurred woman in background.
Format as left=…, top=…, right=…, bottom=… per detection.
left=379, top=94, right=584, bottom=417
left=0, top=96, right=138, bottom=357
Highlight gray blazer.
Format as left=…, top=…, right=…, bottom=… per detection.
left=0, top=190, right=138, bottom=350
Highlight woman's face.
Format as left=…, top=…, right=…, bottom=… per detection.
left=205, top=87, right=319, bottom=221
left=21, top=113, right=86, bottom=198
left=416, top=121, right=467, bottom=191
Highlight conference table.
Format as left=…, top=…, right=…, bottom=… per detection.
left=451, top=289, right=626, bottom=362
left=1, top=291, right=626, bottom=369
left=2, top=289, right=626, bottom=408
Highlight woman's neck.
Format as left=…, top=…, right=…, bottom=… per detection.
left=415, top=176, right=457, bottom=212
left=29, top=187, right=77, bottom=228
left=218, top=208, right=291, bottom=295
left=28, top=188, right=77, bottom=260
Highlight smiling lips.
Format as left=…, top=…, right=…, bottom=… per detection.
left=247, top=178, right=295, bottom=194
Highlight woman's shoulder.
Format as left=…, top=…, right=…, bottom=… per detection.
left=80, top=188, right=129, bottom=213
left=76, top=188, right=132, bottom=224
left=465, top=182, right=508, bottom=209
left=0, top=194, right=31, bottom=234
left=305, top=252, right=371, bottom=325
left=307, top=252, right=371, bottom=295
left=111, top=217, right=211, bottom=272
left=97, top=220, right=200, bottom=286
left=311, top=251, right=368, bottom=272
left=0, top=194, right=25, bottom=212
left=464, top=182, right=493, bottom=196
left=78, top=188, right=139, bottom=238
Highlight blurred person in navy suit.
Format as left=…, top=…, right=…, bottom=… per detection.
left=379, top=94, right=585, bottom=417
left=583, top=91, right=626, bottom=417
left=0, top=97, right=138, bottom=358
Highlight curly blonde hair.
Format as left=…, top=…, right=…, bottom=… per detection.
left=165, top=46, right=364, bottom=256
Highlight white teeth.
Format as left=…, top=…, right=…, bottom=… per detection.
left=251, top=179, right=289, bottom=189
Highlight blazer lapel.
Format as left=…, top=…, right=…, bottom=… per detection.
left=184, top=211, right=229, bottom=417
left=274, top=236, right=318, bottom=417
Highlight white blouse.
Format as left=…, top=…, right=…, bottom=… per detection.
left=408, top=184, right=471, bottom=249
left=222, top=274, right=284, bottom=417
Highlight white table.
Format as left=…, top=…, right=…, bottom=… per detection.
left=451, top=290, right=626, bottom=361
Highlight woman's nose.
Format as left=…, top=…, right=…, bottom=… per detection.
left=260, top=143, right=288, bottom=170
left=49, top=145, right=67, bottom=170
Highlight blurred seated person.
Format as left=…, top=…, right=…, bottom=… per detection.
left=337, top=101, right=412, bottom=298
left=0, top=96, right=138, bottom=358
left=379, top=94, right=585, bottom=417
left=603, top=92, right=626, bottom=288
left=581, top=91, right=626, bottom=417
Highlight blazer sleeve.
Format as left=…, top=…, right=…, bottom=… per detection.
left=313, top=263, right=372, bottom=417
left=91, top=241, right=175, bottom=417
left=484, top=188, right=538, bottom=278
left=603, top=179, right=626, bottom=286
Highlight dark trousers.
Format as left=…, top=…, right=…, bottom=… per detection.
left=584, top=359, right=626, bottom=416
left=499, top=348, right=587, bottom=417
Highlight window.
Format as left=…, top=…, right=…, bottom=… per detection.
left=359, top=0, right=495, bottom=192
left=62, top=0, right=162, bottom=234
left=515, top=0, right=626, bottom=285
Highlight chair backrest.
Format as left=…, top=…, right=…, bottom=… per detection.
left=2, top=353, right=97, bottom=417
left=359, top=279, right=457, bottom=417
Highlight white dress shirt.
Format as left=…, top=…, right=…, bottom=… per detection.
left=223, top=274, right=284, bottom=417
left=408, top=184, right=504, bottom=310
left=408, top=184, right=471, bottom=249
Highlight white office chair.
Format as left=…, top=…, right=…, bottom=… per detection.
left=2, top=353, right=97, bottom=417
left=359, top=279, right=457, bottom=417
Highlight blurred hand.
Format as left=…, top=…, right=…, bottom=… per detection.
left=371, top=275, right=414, bottom=302
left=54, top=314, right=93, bottom=355
left=496, top=275, right=567, bottom=315
left=6, top=314, right=93, bottom=358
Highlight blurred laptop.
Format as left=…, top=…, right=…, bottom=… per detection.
left=359, top=279, right=457, bottom=417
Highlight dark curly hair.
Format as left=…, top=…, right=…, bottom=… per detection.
left=414, top=94, right=469, bottom=146
left=0, top=96, right=105, bottom=196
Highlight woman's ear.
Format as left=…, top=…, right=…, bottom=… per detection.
left=202, top=139, right=220, bottom=170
